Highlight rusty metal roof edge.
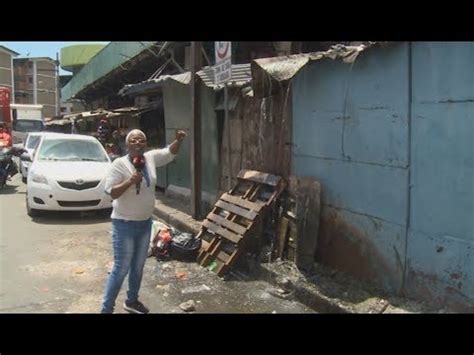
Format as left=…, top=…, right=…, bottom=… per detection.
left=119, top=63, right=252, bottom=96
left=251, top=42, right=390, bottom=83
left=49, top=109, right=125, bottom=122
left=118, top=72, right=191, bottom=96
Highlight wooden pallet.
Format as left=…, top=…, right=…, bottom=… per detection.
left=196, top=169, right=285, bottom=276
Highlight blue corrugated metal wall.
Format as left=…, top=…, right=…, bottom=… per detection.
left=292, top=42, right=473, bottom=309
left=406, top=42, right=474, bottom=308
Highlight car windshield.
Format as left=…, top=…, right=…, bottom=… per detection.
left=37, top=139, right=109, bottom=162
left=26, top=135, right=41, bottom=149
left=14, top=120, right=45, bottom=132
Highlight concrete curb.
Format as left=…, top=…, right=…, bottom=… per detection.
left=153, top=202, right=201, bottom=235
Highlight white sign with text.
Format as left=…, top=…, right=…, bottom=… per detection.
left=214, top=41, right=232, bottom=85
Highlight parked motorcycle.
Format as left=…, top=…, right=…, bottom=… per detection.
left=0, top=146, right=27, bottom=190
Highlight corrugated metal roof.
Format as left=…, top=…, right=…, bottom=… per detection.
left=48, top=104, right=159, bottom=125
left=119, top=64, right=252, bottom=97
left=61, top=42, right=158, bottom=101
left=198, top=63, right=252, bottom=89
left=252, top=43, right=376, bottom=82
left=117, top=72, right=190, bottom=96
left=47, top=109, right=121, bottom=123
left=251, top=42, right=392, bottom=98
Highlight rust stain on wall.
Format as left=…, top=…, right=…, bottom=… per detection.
left=315, top=207, right=394, bottom=290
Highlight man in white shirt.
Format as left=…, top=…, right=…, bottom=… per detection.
left=101, top=128, right=186, bottom=314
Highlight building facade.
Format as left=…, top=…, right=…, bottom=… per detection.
left=14, top=57, right=58, bottom=118
left=0, top=45, right=19, bottom=102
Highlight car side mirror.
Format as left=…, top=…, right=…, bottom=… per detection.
left=20, top=153, right=32, bottom=162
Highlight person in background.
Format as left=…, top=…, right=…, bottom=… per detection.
left=71, top=120, right=78, bottom=134
left=0, top=122, right=12, bottom=147
left=97, top=118, right=110, bottom=145
left=112, top=129, right=125, bottom=156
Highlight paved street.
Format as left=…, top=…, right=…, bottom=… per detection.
left=0, top=174, right=314, bottom=313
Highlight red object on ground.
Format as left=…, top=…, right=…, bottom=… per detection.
left=175, top=271, right=187, bottom=279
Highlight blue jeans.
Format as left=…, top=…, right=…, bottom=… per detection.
left=101, top=218, right=152, bottom=313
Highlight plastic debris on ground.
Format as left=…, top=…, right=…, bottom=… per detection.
left=148, top=220, right=200, bottom=261
left=181, top=285, right=211, bottom=294
left=208, top=261, right=218, bottom=272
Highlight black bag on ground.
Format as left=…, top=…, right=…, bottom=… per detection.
left=169, top=232, right=201, bottom=261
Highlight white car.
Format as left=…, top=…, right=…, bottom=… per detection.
left=23, top=133, right=113, bottom=217
left=20, top=132, right=44, bottom=183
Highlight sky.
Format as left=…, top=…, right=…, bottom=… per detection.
left=0, top=42, right=109, bottom=75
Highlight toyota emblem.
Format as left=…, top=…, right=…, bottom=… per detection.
left=75, top=179, right=85, bottom=185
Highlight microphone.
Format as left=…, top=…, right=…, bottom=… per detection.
left=132, top=156, right=145, bottom=194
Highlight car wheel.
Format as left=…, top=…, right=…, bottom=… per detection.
left=99, top=208, right=112, bottom=218
left=26, top=195, right=40, bottom=218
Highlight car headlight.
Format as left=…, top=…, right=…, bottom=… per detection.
left=31, top=173, right=48, bottom=184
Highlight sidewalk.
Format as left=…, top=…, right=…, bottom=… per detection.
left=152, top=192, right=432, bottom=314
left=153, top=191, right=202, bottom=234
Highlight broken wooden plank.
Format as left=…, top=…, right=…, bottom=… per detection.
left=198, top=244, right=215, bottom=265
left=214, top=259, right=226, bottom=276
left=263, top=181, right=285, bottom=205
left=199, top=239, right=220, bottom=266
left=248, top=184, right=261, bottom=202
left=290, top=176, right=321, bottom=272
left=237, top=169, right=281, bottom=187
left=202, top=219, right=242, bottom=244
left=223, top=248, right=240, bottom=267
left=198, top=233, right=220, bottom=263
left=201, top=239, right=210, bottom=251
left=216, top=251, right=231, bottom=263
left=277, top=216, right=290, bottom=259
left=207, top=212, right=247, bottom=235
left=221, top=192, right=264, bottom=212
left=200, top=230, right=216, bottom=243
left=215, top=200, right=258, bottom=221
left=229, top=179, right=253, bottom=196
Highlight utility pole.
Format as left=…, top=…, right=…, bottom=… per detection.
left=56, top=52, right=60, bottom=116
left=32, top=60, right=37, bottom=105
left=224, top=82, right=231, bottom=190
left=190, top=42, right=202, bottom=219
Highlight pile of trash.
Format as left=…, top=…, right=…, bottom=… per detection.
left=148, top=220, right=201, bottom=262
